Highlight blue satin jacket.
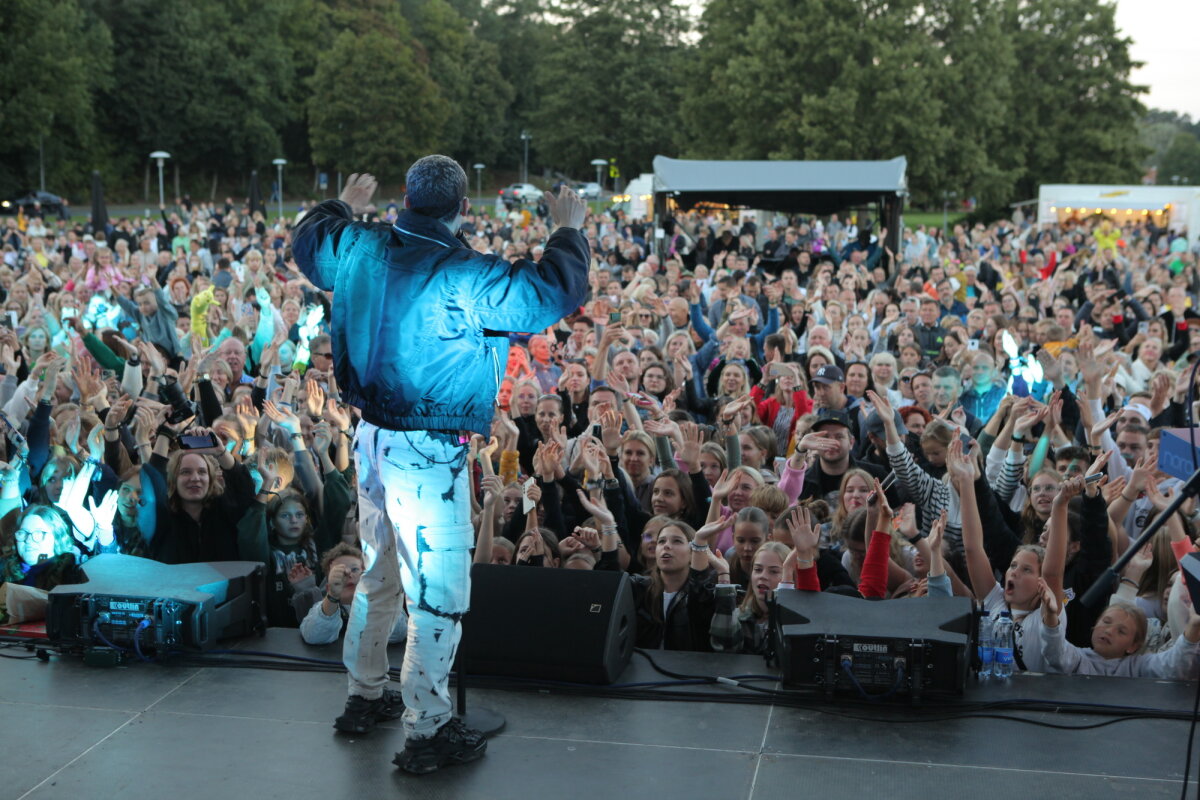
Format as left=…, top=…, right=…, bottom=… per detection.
left=292, top=202, right=588, bottom=434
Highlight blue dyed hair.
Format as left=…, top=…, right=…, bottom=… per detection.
left=405, top=155, right=467, bottom=223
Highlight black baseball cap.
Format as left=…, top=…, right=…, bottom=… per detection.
left=812, top=408, right=853, bottom=431
left=811, top=365, right=845, bottom=385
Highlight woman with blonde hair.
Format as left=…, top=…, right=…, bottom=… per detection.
left=710, top=540, right=792, bottom=654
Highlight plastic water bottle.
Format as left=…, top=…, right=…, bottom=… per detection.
left=992, top=611, right=1015, bottom=679
left=977, top=611, right=994, bottom=679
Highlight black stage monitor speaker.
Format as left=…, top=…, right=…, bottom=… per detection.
left=1182, top=551, right=1200, bottom=613
left=461, top=563, right=635, bottom=684
left=47, top=553, right=266, bottom=653
left=771, top=589, right=973, bottom=700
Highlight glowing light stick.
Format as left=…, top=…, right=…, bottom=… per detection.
left=1002, top=330, right=1043, bottom=396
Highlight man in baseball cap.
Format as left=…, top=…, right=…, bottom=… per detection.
left=810, top=364, right=860, bottom=420
left=798, top=405, right=888, bottom=502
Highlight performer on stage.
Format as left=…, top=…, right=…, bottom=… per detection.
left=292, top=157, right=588, bottom=774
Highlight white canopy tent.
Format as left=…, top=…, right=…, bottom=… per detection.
left=1036, top=184, right=1199, bottom=245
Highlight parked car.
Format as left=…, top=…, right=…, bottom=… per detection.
left=0, top=190, right=68, bottom=217
left=498, top=183, right=542, bottom=204
left=575, top=182, right=601, bottom=200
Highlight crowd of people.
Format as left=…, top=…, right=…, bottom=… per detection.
left=1, top=188, right=1198, bottom=682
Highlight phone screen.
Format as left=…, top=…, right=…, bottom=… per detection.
left=180, top=433, right=219, bottom=450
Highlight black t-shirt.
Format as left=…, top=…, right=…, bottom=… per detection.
left=801, top=458, right=888, bottom=505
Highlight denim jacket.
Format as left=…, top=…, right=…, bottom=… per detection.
left=292, top=202, right=588, bottom=433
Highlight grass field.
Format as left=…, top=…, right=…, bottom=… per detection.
left=901, top=211, right=968, bottom=230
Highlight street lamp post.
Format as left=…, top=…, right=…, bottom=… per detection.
left=590, top=159, right=607, bottom=191
left=150, top=151, right=171, bottom=207
left=473, top=163, right=485, bottom=204
left=520, top=131, right=532, bottom=185
left=273, top=158, right=288, bottom=222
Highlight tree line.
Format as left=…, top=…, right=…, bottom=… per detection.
left=0, top=0, right=1155, bottom=214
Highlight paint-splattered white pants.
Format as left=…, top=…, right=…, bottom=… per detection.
left=343, top=423, right=473, bottom=738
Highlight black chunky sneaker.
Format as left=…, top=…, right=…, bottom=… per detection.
left=333, top=688, right=405, bottom=734
left=393, top=717, right=487, bottom=775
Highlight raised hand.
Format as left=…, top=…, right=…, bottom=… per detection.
left=1054, top=474, right=1086, bottom=506
left=695, top=508, right=735, bottom=545
left=944, top=437, right=974, bottom=487
left=606, top=370, right=631, bottom=396
left=339, top=173, right=379, bottom=216
left=262, top=400, right=302, bottom=436
left=1145, top=481, right=1178, bottom=514
left=574, top=526, right=601, bottom=552
left=710, top=468, right=736, bottom=502
left=677, top=421, right=702, bottom=471
left=55, top=463, right=101, bottom=543
left=871, top=477, right=896, bottom=533
left=288, top=563, right=313, bottom=586
left=796, top=430, right=841, bottom=456
left=303, top=379, right=326, bottom=418
left=323, top=398, right=350, bottom=431
left=256, top=451, right=283, bottom=494
left=544, top=184, right=587, bottom=230
left=1126, top=454, right=1156, bottom=494
left=477, top=435, right=500, bottom=477
left=599, top=407, right=623, bottom=453
left=480, top=474, right=504, bottom=509
left=1038, top=578, right=1061, bottom=627
left=575, top=487, right=615, bottom=527
left=311, top=420, right=334, bottom=453
left=86, top=421, right=105, bottom=462
left=785, top=505, right=818, bottom=558
left=1036, top=349, right=1063, bottom=387
left=1101, top=474, right=1127, bottom=505
left=927, top=510, right=948, bottom=566
left=1089, top=410, right=1120, bottom=443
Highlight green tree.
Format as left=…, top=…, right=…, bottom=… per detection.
left=683, top=0, right=949, bottom=203
left=1159, top=132, right=1200, bottom=186
left=308, top=28, right=449, bottom=182
left=400, top=0, right=515, bottom=167
left=923, top=0, right=1022, bottom=210
left=0, top=0, right=113, bottom=196
left=471, top=0, right=556, bottom=172
left=86, top=0, right=293, bottom=194
left=1005, top=0, right=1146, bottom=198
left=531, top=0, right=689, bottom=180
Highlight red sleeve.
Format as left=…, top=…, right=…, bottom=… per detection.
left=756, top=397, right=777, bottom=427
left=750, top=384, right=766, bottom=403
left=858, top=531, right=892, bottom=598
left=795, top=562, right=821, bottom=591
left=1038, top=251, right=1057, bottom=280
left=1172, top=538, right=1198, bottom=565
left=793, top=390, right=813, bottom=417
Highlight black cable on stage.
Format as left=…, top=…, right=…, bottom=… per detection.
left=31, top=641, right=1200, bottom=737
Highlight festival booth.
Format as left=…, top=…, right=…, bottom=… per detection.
left=650, top=155, right=908, bottom=255
left=1036, top=184, right=1200, bottom=246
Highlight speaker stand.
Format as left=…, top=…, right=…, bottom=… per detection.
left=454, top=645, right=505, bottom=737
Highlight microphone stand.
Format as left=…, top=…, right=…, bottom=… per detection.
left=1080, top=466, right=1200, bottom=609
left=453, top=645, right=505, bottom=736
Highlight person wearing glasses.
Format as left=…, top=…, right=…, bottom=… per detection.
left=307, top=333, right=334, bottom=379
left=0, top=506, right=85, bottom=626
left=295, top=544, right=409, bottom=646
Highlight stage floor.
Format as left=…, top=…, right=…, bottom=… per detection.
left=1, top=629, right=1195, bottom=800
